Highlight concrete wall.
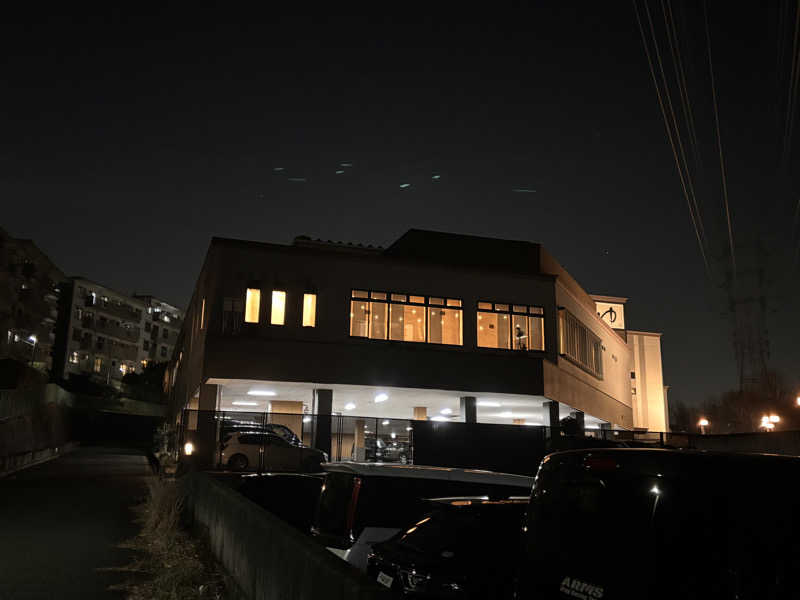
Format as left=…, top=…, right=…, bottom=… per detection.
left=182, top=472, right=393, bottom=600
left=629, top=331, right=667, bottom=432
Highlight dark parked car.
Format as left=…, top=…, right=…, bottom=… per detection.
left=312, top=463, right=533, bottom=571
left=367, top=497, right=528, bottom=598
left=237, top=472, right=325, bottom=533
left=221, top=430, right=327, bottom=472
left=517, top=448, right=800, bottom=600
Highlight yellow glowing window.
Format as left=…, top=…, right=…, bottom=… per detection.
left=271, top=290, right=286, bottom=325
left=302, top=293, right=317, bottom=327
left=245, top=289, right=261, bottom=323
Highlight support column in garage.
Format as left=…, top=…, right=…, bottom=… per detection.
left=570, top=410, right=585, bottom=435
left=196, top=383, right=218, bottom=468
left=544, top=400, right=560, bottom=439
left=460, top=396, right=477, bottom=423
left=313, top=388, right=332, bottom=458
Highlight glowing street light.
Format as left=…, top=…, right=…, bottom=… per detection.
left=698, top=418, right=709, bottom=435
left=769, top=414, right=780, bottom=423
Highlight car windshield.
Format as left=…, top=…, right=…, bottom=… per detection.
left=395, top=503, right=526, bottom=558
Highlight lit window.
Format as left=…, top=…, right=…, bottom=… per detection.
left=93, top=357, right=102, bottom=373
left=390, top=303, right=425, bottom=342
left=69, top=351, right=79, bottom=364
left=200, top=298, right=205, bottom=329
left=428, top=303, right=463, bottom=345
left=559, top=309, right=602, bottom=378
left=245, top=289, right=261, bottom=323
left=478, top=302, right=544, bottom=351
left=302, top=294, right=317, bottom=327
left=271, top=290, right=286, bottom=325
left=120, top=364, right=128, bottom=375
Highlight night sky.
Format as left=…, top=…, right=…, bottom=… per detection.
left=3, top=3, right=799, bottom=409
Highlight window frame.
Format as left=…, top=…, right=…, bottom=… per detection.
left=349, top=289, right=463, bottom=346
left=476, top=301, right=546, bottom=352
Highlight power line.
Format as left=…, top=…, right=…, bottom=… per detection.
left=704, top=0, right=737, bottom=281
left=633, top=0, right=712, bottom=278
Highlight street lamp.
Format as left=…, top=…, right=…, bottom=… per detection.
left=760, top=415, right=777, bottom=432
left=26, top=335, right=37, bottom=366
left=698, top=418, right=709, bottom=435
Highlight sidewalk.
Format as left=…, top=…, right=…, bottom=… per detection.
left=0, top=447, right=151, bottom=599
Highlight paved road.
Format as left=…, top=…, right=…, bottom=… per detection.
left=0, top=447, right=152, bottom=600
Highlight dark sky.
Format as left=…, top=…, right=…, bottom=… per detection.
left=3, top=3, right=799, bottom=409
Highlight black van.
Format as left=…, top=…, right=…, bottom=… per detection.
left=517, top=448, right=800, bottom=599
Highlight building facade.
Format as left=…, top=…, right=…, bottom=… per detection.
left=53, top=278, right=184, bottom=387
left=0, top=228, right=65, bottom=374
left=170, top=230, right=669, bottom=462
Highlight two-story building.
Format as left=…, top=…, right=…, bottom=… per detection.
left=170, top=230, right=668, bottom=464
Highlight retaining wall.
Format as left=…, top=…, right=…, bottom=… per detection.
left=182, top=472, right=395, bottom=600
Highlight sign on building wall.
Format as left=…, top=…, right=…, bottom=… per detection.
left=595, top=301, right=625, bottom=330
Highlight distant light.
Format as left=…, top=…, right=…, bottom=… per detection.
left=184, top=442, right=194, bottom=456
left=374, top=393, right=388, bottom=403
left=406, top=426, right=413, bottom=431
left=273, top=167, right=285, bottom=172
left=650, top=485, right=660, bottom=495
left=698, top=418, right=709, bottom=427
left=477, top=400, right=501, bottom=407
left=431, top=416, right=449, bottom=422
left=340, top=162, right=353, bottom=167
left=796, top=396, right=800, bottom=406
left=233, top=401, right=258, bottom=406
left=247, top=390, right=276, bottom=397
left=288, top=177, right=307, bottom=182
left=345, top=403, right=356, bottom=411
left=511, top=188, right=537, bottom=193
left=303, top=416, right=312, bottom=423
left=431, top=174, right=441, bottom=180
left=335, top=170, right=345, bottom=174
left=440, top=408, right=453, bottom=415
left=770, top=414, right=780, bottom=423
left=399, top=183, right=411, bottom=188
left=382, top=420, right=390, bottom=426
left=391, top=432, right=397, bottom=439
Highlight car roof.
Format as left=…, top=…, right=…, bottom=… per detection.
left=427, top=496, right=530, bottom=506
left=321, top=462, right=533, bottom=487
left=544, top=447, right=800, bottom=476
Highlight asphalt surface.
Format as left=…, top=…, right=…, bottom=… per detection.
left=0, top=447, right=152, bottom=600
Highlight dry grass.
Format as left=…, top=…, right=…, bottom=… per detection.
left=108, top=478, right=233, bottom=600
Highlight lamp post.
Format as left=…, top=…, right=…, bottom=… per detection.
left=26, top=335, right=37, bottom=367
left=698, top=417, right=709, bottom=435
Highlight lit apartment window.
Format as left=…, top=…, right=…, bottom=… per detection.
left=559, top=309, right=603, bottom=379
left=245, top=288, right=261, bottom=323
left=302, top=294, right=317, bottom=327
left=349, top=290, right=462, bottom=345
left=69, top=351, right=79, bottom=364
left=477, top=303, right=545, bottom=351
left=93, top=357, right=102, bottom=373
left=200, top=298, right=205, bottom=329
left=271, top=290, right=286, bottom=325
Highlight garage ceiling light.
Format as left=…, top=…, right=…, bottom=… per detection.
left=345, top=402, right=356, bottom=411
left=247, top=390, right=276, bottom=396
left=477, top=401, right=501, bottom=407
left=232, top=401, right=258, bottom=406
left=374, top=393, right=389, bottom=403
left=440, top=408, right=453, bottom=415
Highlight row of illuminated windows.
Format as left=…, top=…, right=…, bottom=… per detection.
left=559, top=309, right=603, bottom=379
left=237, top=289, right=317, bottom=327
left=349, top=290, right=464, bottom=345
left=348, top=290, right=546, bottom=351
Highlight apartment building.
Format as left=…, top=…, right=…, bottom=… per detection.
left=53, top=278, right=183, bottom=387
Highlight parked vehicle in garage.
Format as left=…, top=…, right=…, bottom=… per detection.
left=221, top=430, right=327, bottom=472
left=367, top=496, right=528, bottom=598
left=237, top=472, right=325, bottom=533
left=517, top=448, right=800, bottom=599
left=311, top=463, right=533, bottom=571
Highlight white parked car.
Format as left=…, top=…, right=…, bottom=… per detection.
left=220, top=430, right=326, bottom=472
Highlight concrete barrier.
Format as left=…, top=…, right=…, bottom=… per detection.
left=182, top=472, right=396, bottom=600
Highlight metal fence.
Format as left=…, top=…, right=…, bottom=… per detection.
left=176, top=409, right=690, bottom=474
